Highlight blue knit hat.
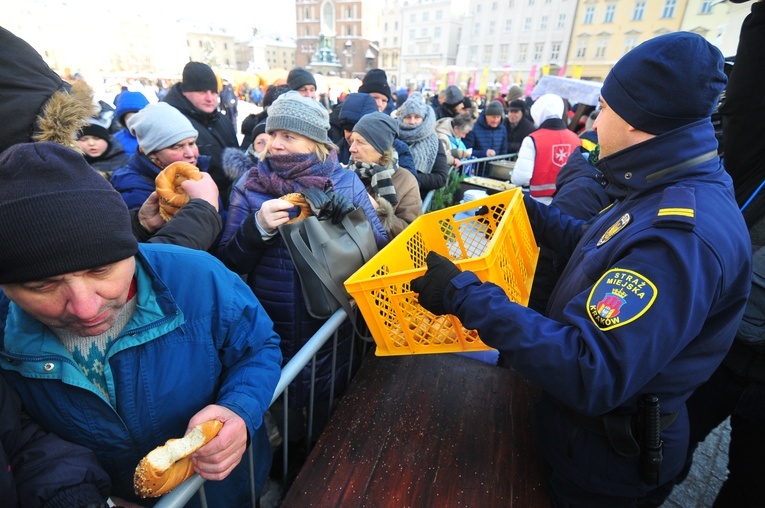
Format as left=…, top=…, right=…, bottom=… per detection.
left=339, top=93, right=379, bottom=131
left=600, top=32, right=726, bottom=135
left=115, top=91, right=149, bottom=124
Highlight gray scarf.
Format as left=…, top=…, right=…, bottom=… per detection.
left=398, top=107, right=440, bottom=174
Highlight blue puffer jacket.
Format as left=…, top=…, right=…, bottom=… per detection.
left=444, top=119, right=752, bottom=496
left=0, top=245, right=283, bottom=506
left=218, top=162, right=387, bottom=408
left=110, top=152, right=212, bottom=210
left=464, top=112, right=508, bottom=158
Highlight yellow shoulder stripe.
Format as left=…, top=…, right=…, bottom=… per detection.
left=657, top=208, right=695, bottom=218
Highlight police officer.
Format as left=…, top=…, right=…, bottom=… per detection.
left=412, top=32, right=752, bottom=507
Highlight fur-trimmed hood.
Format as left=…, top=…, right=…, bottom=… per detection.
left=0, top=27, right=97, bottom=154
left=222, top=147, right=257, bottom=183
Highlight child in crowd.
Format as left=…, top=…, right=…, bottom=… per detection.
left=77, top=122, right=129, bottom=178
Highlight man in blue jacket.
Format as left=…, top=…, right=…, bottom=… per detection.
left=0, top=142, right=282, bottom=507
left=464, top=99, right=508, bottom=158
left=412, top=32, right=751, bottom=506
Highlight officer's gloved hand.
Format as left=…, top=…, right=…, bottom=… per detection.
left=325, top=189, right=355, bottom=224
left=301, top=188, right=331, bottom=218
left=411, top=251, right=461, bottom=315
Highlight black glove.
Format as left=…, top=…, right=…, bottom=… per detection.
left=325, top=189, right=355, bottom=224
left=411, top=251, right=461, bottom=315
left=301, top=187, right=331, bottom=217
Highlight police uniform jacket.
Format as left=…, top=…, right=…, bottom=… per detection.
left=441, top=118, right=752, bottom=496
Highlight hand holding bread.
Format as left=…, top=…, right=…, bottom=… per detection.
left=155, top=161, right=203, bottom=221
left=134, top=420, right=223, bottom=498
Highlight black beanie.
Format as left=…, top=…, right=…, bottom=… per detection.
left=78, top=123, right=110, bottom=141
left=601, top=32, right=726, bottom=135
left=181, top=62, right=218, bottom=93
left=359, top=69, right=392, bottom=101
left=0, top=142, right=138, bottom=284
left=287, top=68, right=316, bottom=91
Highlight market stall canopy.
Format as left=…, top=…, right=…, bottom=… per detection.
left=531, top=76, right=603, bottom=107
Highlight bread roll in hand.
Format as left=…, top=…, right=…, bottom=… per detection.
left=134, top=420, right=223, bottom=498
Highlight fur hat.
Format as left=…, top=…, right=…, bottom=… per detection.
left=181, top=62, right=218, bottom=93
left=485, top=100, right=504, bottom=117
left=353, top=112, right=398, bottom=155
left=398, top=92, right=429, bottom=119
left=0, top=142, right=137, bottom=284
left=0, top=27, right=97, bottom=154
left=359, top=69, right=392, bottom=101
left=266, top=91, right=330, bottom=143
left=287, top=68, right=316, bottom=91
left=601, top=32, right=726, bottom=135
left=115, top=91, right=149, bottom=124
left=128, top=103, right=198, bottom=154
left=444, top=86, right=464, bottom=106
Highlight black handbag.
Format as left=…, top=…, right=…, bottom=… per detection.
left=278, top=206, right=378, bottom=320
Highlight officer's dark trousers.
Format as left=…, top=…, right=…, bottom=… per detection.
left=643, top=349, right=765, bottom=508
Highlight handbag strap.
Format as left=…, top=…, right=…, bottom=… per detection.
left=288, top=225, right=373, bottom=341
left=341, top=212, right=374, bottom=263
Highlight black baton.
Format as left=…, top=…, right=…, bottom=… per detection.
left=639, top=394, right=663, bottom=485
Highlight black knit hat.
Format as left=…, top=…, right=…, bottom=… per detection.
left=181, top=62, right=219, bottom=93
left=78, top=123, right=110, bottom=141
left=287, top=68, right=316, bottom=91
left=359, top=69, right=392, bottom=101
left=0, top=142, right=138, bottom=284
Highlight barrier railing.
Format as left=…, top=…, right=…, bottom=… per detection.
left=153, top=308, right=354, bottom=508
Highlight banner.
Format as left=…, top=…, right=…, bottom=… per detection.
left=500, top=68, right=511, bottom=94
left=571, top=65, right=583, bottom=80
left=524, top=64, right=537, bottom=97
left=479, top=66, right=489, bottom=95
left=558, top=65, right=567, bottom=77
left=468, top=71, right=477, bottom=95
left=541, top=64, right=550, bottom=76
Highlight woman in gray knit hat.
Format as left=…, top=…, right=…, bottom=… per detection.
left=395, top=92, right=450, bottom=195
left=218, top=91, right=388, bottom=464
left=349, top=111, right=422, bottom=238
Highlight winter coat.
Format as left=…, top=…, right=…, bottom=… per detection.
left=464, top=112, right=508, bottom=158
left=0, top=376, right=110, bottom=508
left=0, top=244, right=283, bottom=506
left=84, top=137, right=129, bottom=178
left=506, top=115, right=536, bottom=153
left=444, top=119, right=751, bottom=496
left=435, top=117, right=470, bottom=167
left=374, top=165, right=422, bottom=238
left=217, top=161, right=388, bottom=408
left=113, top=128, right=139, bottom=156
left=110, top=151, right=212, bottom=210
left=162, top=83, right=239, bottom=207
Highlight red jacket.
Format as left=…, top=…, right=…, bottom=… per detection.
left=529, top=127, right=581, bottom=198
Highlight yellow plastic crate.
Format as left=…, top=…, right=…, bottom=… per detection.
left=345, top=188, right=538, bottom=356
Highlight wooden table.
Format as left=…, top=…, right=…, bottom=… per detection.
left=281, top=352, right=551, bottom=507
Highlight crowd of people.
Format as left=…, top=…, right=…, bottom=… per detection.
left=0, top=1, right=763, bottom=505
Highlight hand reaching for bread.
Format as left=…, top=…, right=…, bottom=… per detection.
left=155, top=161, right=203, bottom=221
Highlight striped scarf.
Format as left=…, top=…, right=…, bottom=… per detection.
left=350, top=160, right=398, bottom=206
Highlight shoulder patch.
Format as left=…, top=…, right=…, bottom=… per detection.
left=653, top=186, right=696, bottom=231
left=587, top=269, right=658, bottom=331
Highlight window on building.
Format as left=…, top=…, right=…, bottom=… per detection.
left=533, top=43, right=544, bottom=60
left=484, top=46, right=493, bottom=62
left=385, top=22, right=388, bottom=31
left=575, top=39, right=588, bottom=58
left=661, top=0, right=676, bottom=18
left=519, top=43, right=528, bottom=61
left=381, top=54, right=387, bottom=67
left=304, top=7, right=310, bottom=19
left=198, top=40, right=202, bottom=47
left=540, top=15, right=548, bottom=29
left=493, top=2, right=498, bottom=10
left=557, top=13, right=566, bottom=28
left=410, top=14, right=416, bottom=22
left=434, top=27, right=442, bottom=38
left=624, top=35, right=639, bottom=53
left=529, top=0, right=534, bottom=4
left=633, top=1, right=646, bottom=20
left=604, top=4, right=616, bottom=23
left=433, top=44, right=440, bottom=53
left=409, top=28, right=415, bottom=38
left=347, top=25, right=353, bottom=36
left=550, top=42, right=561, bottom=60
left=346, top=7, right=352, bottom=17
left=524, top=17, right=531, bottom=30
left=436, top=10, right=443, bottom=20
left=489, top=20, right=495, bottom=34
left=423, top=11, right=429, bottom=21
left=421, top=27, right=428, bottom=37
left=500, top=43, right=509, bottom=61
left=595, top=38, right=608, bottom=58
left=700, top=0, right=713, bottom=13
left=508, top=0, right=514, bottom=6
left=395, top=21, right=399, bottom=29
left=474, top=22, right=481, bottom=35
left=470, top=45, right=478, bottom=64
left=394, top=36, right=398, bottom=44
left=505, top=19, right=512, bottom=32
left=224, top=43, right=228, bottom=50
left=583, top=6, right=595, bottom=24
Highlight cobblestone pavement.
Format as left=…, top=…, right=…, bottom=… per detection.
left=661, top=418, right=731, bottom=508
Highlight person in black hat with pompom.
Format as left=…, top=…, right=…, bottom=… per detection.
left=162, top=61, right=239, bottom=208
left=411, top=31, right=751, bottom=507
left=359, top=68, right=393, bottom=115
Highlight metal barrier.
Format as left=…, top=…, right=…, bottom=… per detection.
left=154, top=308, right=355, bottom=508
